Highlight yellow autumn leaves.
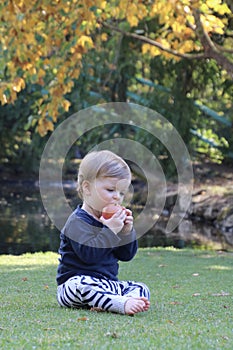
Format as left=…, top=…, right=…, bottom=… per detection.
left=110, top=0, right=148, bottom=25
left=0, top=0, right=99, bottom=135
left=142, top=0, right=231, bottom=59
left=0, top=0, right=231, bottom=136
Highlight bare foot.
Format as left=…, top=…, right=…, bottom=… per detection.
left=124, top=297, right=150, bottom=315
left=140, top=297, right=150, bottom=311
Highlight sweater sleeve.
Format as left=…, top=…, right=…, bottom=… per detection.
left=65, top=214, right=121, bottom=246
left=114, top=229, right=138, bottom=261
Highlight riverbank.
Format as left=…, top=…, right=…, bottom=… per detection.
left=191, top=161, right=233, bottom=247
left=0, top=160, right=233, bottom=253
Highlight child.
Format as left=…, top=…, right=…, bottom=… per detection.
left=56, top=150, right=150, bottom=315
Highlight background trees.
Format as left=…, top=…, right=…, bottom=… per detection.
left=0, top=0, right=232, bottom=175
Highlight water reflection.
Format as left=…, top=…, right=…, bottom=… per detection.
left=139, top=219, right=232, bottom=251
left=0, top=181, right=61, bottom=255
left=0, top=181, right=232, bottom=255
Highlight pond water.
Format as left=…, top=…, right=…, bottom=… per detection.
left=0, top=180, right=232, bottom=255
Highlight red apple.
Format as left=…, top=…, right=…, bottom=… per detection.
left=102, top=204, right=132, bottom=220
left=102, top=204, right=122, bottom=219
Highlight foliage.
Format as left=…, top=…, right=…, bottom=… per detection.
left=0, top=0, right=232, bottom=136
left=191, top=128, right=229, bottom=163
left=64, top=28, right=232, bottom=169
left=0, top=249, right=233, bottom=349
left=0, top=1, right=232, bottom=175
left=0, top=86, right=48, bottom=174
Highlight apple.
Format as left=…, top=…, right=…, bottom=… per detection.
left=102, top=204, right=122, bottom=219
left=102, top=204, right=130, bottom=220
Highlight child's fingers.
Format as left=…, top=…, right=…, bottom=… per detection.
left=124, top=213, right=133, bottom=223
left=124, top=219, right=133, bottom=226
left=112, top=207, right=126, bottom=220
left=125, top=208, right=132, bottom=216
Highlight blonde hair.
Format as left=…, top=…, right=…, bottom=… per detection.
left=77, top=150, right=131, bottom=199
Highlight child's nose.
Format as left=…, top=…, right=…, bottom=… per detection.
left=113, top=191, right=120, bottom=200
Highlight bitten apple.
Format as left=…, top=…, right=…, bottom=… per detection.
left=102, top=204, right=122, bottom=220
left=102, top=204, right=130, bottom=220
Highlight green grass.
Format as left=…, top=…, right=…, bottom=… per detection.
left=0, top=248, right=233, bottom=350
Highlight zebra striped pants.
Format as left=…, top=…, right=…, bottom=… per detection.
left=57, top=275, right=150, bottom=314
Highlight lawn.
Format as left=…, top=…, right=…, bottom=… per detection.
left=0, top=248, right=232, bottom=350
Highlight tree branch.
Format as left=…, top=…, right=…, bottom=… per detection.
left=215, top=44, right=233, bottom=54
left=193, top=9, right=233, bottom=78
left=101, top=16, right=233, bottom=78
left=101, top=21, right=205, bottom=60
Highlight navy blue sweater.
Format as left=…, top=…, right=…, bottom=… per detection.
left=56, top=206, right=138, bottom=285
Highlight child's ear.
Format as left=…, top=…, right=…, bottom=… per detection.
left=82, top=180, right=91, bottom=196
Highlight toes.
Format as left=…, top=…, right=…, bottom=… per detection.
left=124, top=298, right=148, bottom=315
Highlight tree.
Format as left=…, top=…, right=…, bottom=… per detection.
left=103, top=1, right=233, bottom=76
left=0, top=0, right=232, bottom=136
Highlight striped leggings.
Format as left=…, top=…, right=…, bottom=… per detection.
left=57, top=275, right=150, bottom=314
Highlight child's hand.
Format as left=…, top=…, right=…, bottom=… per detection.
left=100, top=207, right=127, bottom=234
left=120, top=208, right=133, bottom=234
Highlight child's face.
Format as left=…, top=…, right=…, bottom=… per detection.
left=84, top=176, right=130, bottom=212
